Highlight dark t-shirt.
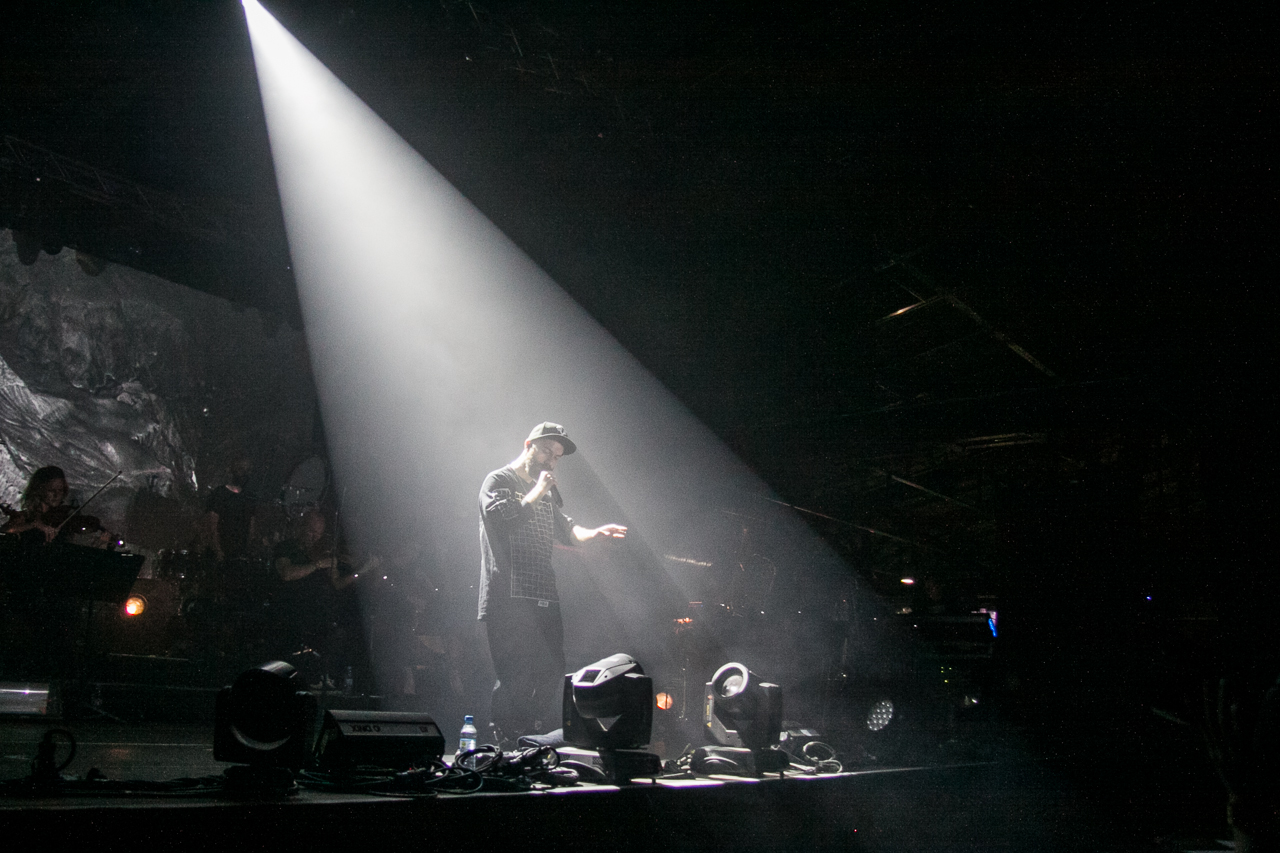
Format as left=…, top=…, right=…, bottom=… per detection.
left=205, top=486, right=255, bottom=559
left=271, top=538, right=336, bottom=623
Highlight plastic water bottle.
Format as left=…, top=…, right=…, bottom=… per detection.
left=457, top=715, right=478, bottom=767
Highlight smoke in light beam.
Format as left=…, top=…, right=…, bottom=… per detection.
left=242, top=0, right=868, bottom=699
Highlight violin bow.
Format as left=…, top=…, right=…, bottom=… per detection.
left=54, top=469, right=122, bottom=536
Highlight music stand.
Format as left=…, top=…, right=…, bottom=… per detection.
left=45, top=543, right=145, bottom=604
left=35, top=543, right=144, bottom=720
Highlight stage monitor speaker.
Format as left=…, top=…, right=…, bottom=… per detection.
left=314, top=710, right=445, bottom=770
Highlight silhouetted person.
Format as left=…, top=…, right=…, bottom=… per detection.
left=272, top=508, right=367, bottom=690
left=203, top=457, right=256, bottom=563
left=0, top=466, right=108, bottom=676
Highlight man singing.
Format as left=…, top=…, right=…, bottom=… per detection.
left=477, top=422, right=627, bottom=741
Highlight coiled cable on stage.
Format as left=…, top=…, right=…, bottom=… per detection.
left=1, top=727, right=230, bottom=800
left=0, top=727, right=222, bottom=799
left=661, top=739, right=843, bottom=778
left=32, top=728, right=76, bottom=784
left=797, top=740, right=843, bottom=774
left=448, top=743, right=581, bottom=791
left=295, top=744, right=582, bottom=797
left=296, top=758, right=458, bottom=798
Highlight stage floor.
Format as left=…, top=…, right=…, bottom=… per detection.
left=0, top=714, right=1232, bottom=852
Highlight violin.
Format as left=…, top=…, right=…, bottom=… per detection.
left=41, top=504, right=104, bottom=536
left=1, top=502, right=105, bottom=544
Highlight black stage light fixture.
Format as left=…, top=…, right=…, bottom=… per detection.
left=214, top=660, right=323, bottom=791
left=314, top=710, right=445, bottom=770
left=699, top=662, right=789, bottom=774
left=562, top=653, right=662, bottom=782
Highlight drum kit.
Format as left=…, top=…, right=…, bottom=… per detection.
left=71, top=455, right=337, bottom=664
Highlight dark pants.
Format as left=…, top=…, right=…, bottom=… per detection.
left=484, top=598, right=565, bottom=738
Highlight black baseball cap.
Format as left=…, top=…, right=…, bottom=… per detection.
left=525, top=422, right=576, bottom=455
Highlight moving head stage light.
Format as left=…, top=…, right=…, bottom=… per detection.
left=699, top=662, right=789, bottom=774
left=214, top=661, right=323, bottom=793
left=562, top=653, right=662, bottom=782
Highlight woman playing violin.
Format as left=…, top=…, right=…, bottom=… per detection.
left=1, top=465, right=109, bottom=546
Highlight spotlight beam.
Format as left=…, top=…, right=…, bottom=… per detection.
left=243, top=0, right=763, bottom=578
left=241, top=0, right=878, bottom=700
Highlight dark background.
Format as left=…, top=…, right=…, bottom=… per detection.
left=3, top=0, right=1277, bottom=786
